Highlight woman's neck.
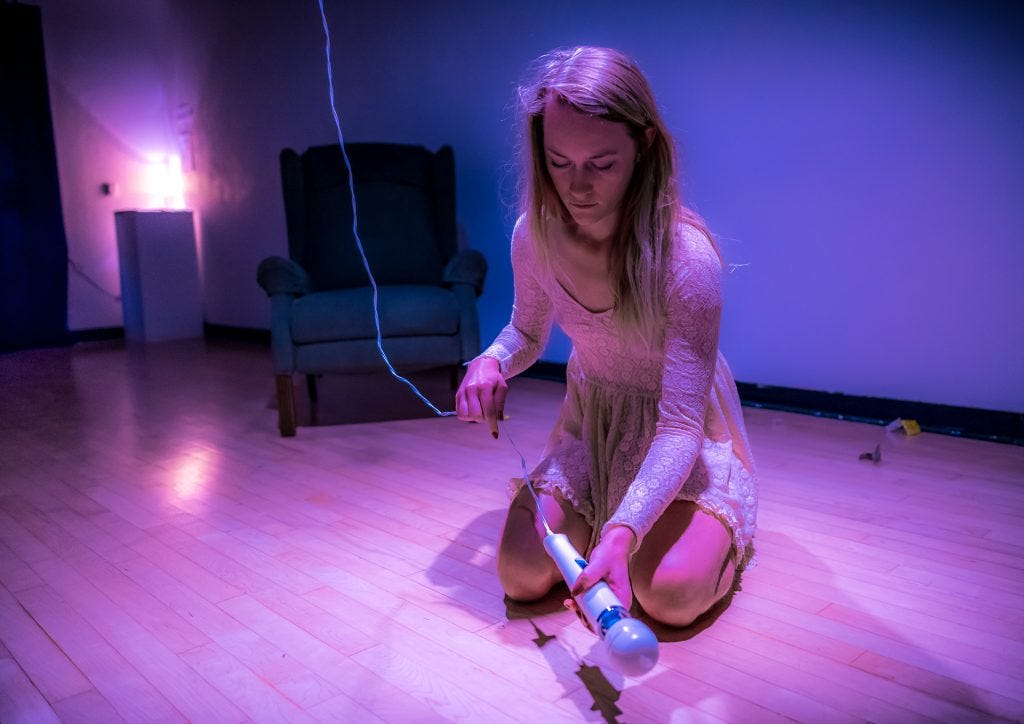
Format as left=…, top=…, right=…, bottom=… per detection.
left=550, top=227, right=616, bottom=313
left=565, top=213, right=618, bottom=252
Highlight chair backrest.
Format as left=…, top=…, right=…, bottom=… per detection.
left=280, top=143, right=458, bottom=291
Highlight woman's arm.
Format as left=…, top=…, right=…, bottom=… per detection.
left=456, top=218, right=555, bottom=434
left=604, top=227, right=722, bottom=548
left=476, top=217, right=555, bottom=378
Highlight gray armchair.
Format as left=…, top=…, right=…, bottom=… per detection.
left=257, top=143, right=487, bottom=436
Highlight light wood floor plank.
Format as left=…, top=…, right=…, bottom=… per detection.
left=115, top=554, right=343, bottom=709
left=49, top=688, right=126, bottom=724
left=178, top=641, right=317, bottom=723
left=217, top=593, right=430, bottom=721
left=0, top=584, right=92, bottom=703
left=0, top=657, right=61, bottom=724
left=25, top=554, right=246, bottom=722
left=1, top=339, right=1021, bottom=722
left=13, top=584, right=184, bottom=722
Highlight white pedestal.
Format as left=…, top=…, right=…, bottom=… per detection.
left=115, top=210, right=203, bottom=342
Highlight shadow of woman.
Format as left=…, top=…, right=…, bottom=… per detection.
left=424, top=508, right=631, bottom=719
left=427, top=503, right=1016, bottom=722
left=424, top=506, right=751, bottom=722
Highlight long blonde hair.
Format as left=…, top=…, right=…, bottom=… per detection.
left=518, top=46, right=715, bottom=343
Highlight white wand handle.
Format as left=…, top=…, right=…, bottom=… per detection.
left=543, top=533, right=659, bottom=676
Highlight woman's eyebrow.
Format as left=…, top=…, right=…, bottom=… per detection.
left=545, top=147, right=620, bottom=160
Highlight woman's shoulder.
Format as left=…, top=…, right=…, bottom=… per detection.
left=510, top=212, right=545, bottom=272
left=674, top=220, right=720, bottom=269
left=512, top=212, right=529, bottom=239
left=511, top=213, right=533, bottom=255
left=669, top=218, right=722, bottom=283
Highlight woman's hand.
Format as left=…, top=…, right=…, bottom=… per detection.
left=567, top=525, right=636, bottom=622
left=455, top=356, right=508, bottom=438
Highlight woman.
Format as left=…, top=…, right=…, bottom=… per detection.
left=456, top=46, right=757, bottom=628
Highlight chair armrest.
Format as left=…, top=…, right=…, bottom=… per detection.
left=443, top=249, right=487, bottom=297
left=450, top=283, right=481, bottom=362
left=257, top=256, right=312, bottom=296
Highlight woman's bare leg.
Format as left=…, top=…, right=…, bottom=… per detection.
left=630, top=500, right=736, bottom=627
left=497, top=486, right=591, bottom=601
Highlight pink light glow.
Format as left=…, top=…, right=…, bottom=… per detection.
left=144, top=153, right=186, bottom=210
left=170, top=448, right=219, bottom=501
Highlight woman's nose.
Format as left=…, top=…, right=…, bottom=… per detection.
left=569, top=168, right=592, bottom=195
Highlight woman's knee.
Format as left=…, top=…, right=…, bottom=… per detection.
left=630, top=501, right=736, bottom=627
left=497, top=554, right=557, bottom=601
left=496, top=528, right=560, bottom=600
left=633, top=567, right=723, bottom=627
left=496, top=500, right=556, bottom=601
left=497, top=487, right=590, bottom=602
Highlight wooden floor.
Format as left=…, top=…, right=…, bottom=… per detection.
left=1, top=339, right=1022, bottom=723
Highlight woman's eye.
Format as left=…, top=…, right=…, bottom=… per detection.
left=593, top=163, right=614, bottom=171
left=549, top=159, right=569, bottom=169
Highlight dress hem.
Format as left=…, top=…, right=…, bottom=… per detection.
left=507, top=475, right=757, bottom=571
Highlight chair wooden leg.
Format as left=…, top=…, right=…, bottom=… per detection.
left=306, top=374, right=319, bottom=403
left=275, top=374, right=297, bottom=437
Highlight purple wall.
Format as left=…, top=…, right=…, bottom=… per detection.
left=38, top=0, right=182, bottom=330
left=39, top=0, right=1023, bottom=412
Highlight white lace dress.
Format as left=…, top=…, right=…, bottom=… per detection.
left=480, top=219, right=758, bottom=570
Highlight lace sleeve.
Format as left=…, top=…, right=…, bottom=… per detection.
left=605, top=229, right=722, bottom=547
left=476, top=218, right=554, bottom=379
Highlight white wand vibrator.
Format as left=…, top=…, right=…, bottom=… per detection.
left=506, top=428, right=659, bottom=677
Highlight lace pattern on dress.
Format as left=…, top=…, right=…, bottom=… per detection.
left=482, top=217, right=758, bottom=568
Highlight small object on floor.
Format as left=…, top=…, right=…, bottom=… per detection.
left=901, top=418, right=922, bottom=435
left=886, top=417, right=922, bottom=436
left=859, top=443, right=882, bottom=463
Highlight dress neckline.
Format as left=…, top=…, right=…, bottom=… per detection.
left=554, top=276, right=614, bottom=315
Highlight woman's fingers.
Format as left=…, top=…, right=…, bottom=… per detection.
left=456, top=381, right=505, bottom=439
left=609, top=577, right=634, bottom=611
left=457, top=385, right=483, bottom=421
left=494, top=382, right=509, bottom=422
left=478, top=385, right=499, bottom=438
left=569, top=537, right=634, bottom=611
left=571, top=568, right=599, bottom=597
left=454, top=358, right=507, bottom=438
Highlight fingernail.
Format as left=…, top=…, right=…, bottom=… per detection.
left=491, top=431, right=498, bottom=439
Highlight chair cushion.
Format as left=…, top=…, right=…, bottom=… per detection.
left=294, top=336, right=462, bottom=375
left=290, top=285, right=461, bottom=344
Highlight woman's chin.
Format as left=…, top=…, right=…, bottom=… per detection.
left=567, top=206, right=619, bottom=238
left=568, top=204, right=602, bottom=225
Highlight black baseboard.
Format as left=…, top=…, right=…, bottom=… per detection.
left=66, top=324, right=271, bottom=345
left=67, top=326, right=124, bottom=343
left=202, top=323, right=271, bottom=345
left=736, top=382, right=1022, bottom=446
left=522, top=362, right=1023, bottom=446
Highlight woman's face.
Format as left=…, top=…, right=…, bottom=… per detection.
left=541, top=95, right=638, bottom=242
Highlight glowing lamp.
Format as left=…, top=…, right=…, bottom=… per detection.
left=144, top=153, right=186, bottom=210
